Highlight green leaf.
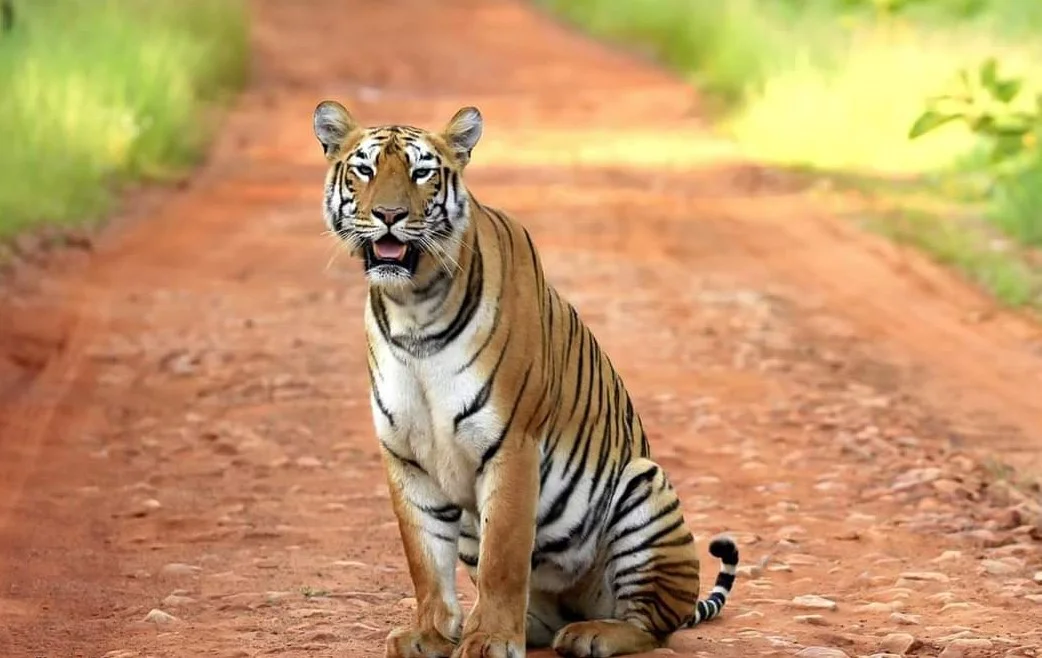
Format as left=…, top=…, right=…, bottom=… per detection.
left=908, top=110, right=961, bottom=139
left=979, top=57, right=999, bottom=92
left=992, top=79, right=1023, bottom=104
left=990, top=134, right=1026, bottom=163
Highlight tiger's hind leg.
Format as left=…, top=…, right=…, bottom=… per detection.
left=551, top=459, right=739, bottom=658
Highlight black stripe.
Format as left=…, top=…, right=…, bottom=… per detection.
left=453, top=330, right=511, bottom=432
left=477, top=365, right=532, bottom=475
left=417, top=503, right=462, bottom=524
left=381, top=443, right=425, bottom=474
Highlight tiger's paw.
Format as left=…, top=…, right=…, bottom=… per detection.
left=450, top=631, right=524, bottom=658
left=552, top=620, right=660, bottom=658
left=385, top=626, right=458, bottom=658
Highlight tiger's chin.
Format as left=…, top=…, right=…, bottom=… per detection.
left=362, top=236, right=422, bottom=288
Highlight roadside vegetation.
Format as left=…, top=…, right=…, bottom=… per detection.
left=0, top=0, right=249, bottom=239
left=540, top=0, right=1042, bottom=309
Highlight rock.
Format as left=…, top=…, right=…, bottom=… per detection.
left=940, top=639, right=994, bottom=658
left=796, top=648, right=849, bottom=658
left=1033, top=571, right=1042, bottom=584
left=791, top=595, right=838, bottom=611
left=398, top=597, right=417, bottom=609
left=794, top=614, right=829, bottom=626
left=858, top=602, right=894, bottom=613
left=159, top=563, right=202, bottom=577
left=880, top=633, right=918, bottom=655
left=737, top=565, right=762, bottom=578
left=889, top=612, right=920, bottom=625
left=295, top=456, right=323, bottom=469
left=143, top=609, right=178, bottom=625
left=934, top=551, right=963, bottom=563
left=103, top=652, right=138, bottom=658
left=1025, top=594, right=1042, bottom=603
left=161, top=594, right=196, bottom=608
left=981, top=559, right=1020, bottom=576
left=899, top=571, right=949, bottom=583
left=734, top=610, right=764, bottom=620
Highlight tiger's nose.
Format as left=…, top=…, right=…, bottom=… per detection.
left=372, top=206, right=409, bottom=226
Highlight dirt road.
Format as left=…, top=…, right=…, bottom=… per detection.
left=2, top=1, right=1042, bottom=657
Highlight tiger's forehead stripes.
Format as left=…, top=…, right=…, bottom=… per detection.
left=350, top=130, right=439, bottom=169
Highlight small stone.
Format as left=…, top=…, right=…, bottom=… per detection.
left=1033, top=571, right=1042, bottom=584
left=295, top=456, right=323, bottom=469
left=934, top=551, right=963, bottom=563
left=899, top=571, right=949, bottom=583
left=796, top=648, right=849, bottom=658
left=941, top=602, right=978, bottom=612
left=159, top=563, right=202, bottom=577
left=161, top=594, right=196, bottom=607
left=652, top=650, right=676, bottom=655
left=858, top=602, right=894, bottom=613
left=1025, top=594, right=1042, bottom=603
left=940, top=639, right=994, bottom=658
left=737, top=565, right=762, bottom=578
left=880, top=633, right=917, bottom=655
left=981, top=559, right=1019, bottom=576
left=143, top=609, right=178, bottom=625
left=791, top=595, right=838, bottom=611
left=794, top=614, right=829, bottom=626
left=890, top=612, right=921, bottom=625
left=398, top=597, right=417, bottom=609
left=103, top=652, right=137, bottom=658
left=734, top=610, right=764, bottom=620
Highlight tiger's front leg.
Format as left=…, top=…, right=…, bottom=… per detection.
left=382, top=449, right=464, bottom=658
left=453, top=435, right=539, bottom=658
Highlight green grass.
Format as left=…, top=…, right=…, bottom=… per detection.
left=540, top=0, right=1042, bottom=310
left=0, top=0, right=249, bottom=237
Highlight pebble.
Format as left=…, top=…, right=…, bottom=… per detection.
left=890, top=612, right=920, bottom=625
left=159, top=563, right=202, bottom=577
left=934, top=551, right=963, bottom=563
left=791, top=595, right=838, bottom=611
left=1033, top=571, right=1042, bottom=584
left=879, top=633, right=917, bottom=655
left=295, top=456, right=323, bottom=469
left=103, top=652, right=137, bottom=658
left=143, top=609, right=178, bottom=625
left=858, top=602, right=895, bottom=613
left=794, top=614, right=829, bottom=626
left=161, top=594, right=196, bottom=608
left=899, top=571, right=949, bottom=583
left=981, top=559, right=1020, bottom=576
left=1025, top=595, right=1042, bottom=604
left=939, top=639, right=994, bottom=658
left=734, top=610, right=764, bottom=620
left=796, top=648, right=849, bottom=658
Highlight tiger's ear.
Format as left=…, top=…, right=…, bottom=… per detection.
left=442, top=106, right=483, bottom=166
left=313, top=100, right=357, bottom=160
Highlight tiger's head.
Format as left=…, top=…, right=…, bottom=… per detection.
left=312, top=101, right=483, bottom=289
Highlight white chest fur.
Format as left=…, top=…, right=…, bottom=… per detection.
left=364, top=301, right=503, bottom=512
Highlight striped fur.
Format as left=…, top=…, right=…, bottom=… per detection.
left=312, top=101, right=740, bottom=658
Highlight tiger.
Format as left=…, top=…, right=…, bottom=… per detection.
left=311, top=100, right=740, bottom=658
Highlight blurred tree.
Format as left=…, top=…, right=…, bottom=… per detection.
left=1, top=0, right=13, bottom=34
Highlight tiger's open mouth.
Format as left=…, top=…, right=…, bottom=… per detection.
left=363, top=236, right=420, bottom=276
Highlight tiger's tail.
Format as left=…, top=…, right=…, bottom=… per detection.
left=686, top=535, right=740, bottom=627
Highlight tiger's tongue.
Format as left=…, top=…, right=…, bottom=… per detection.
left=374, top=238, right=406, bottom=261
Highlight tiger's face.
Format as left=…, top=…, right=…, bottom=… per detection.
left=312, top=101, right=483, bottom=289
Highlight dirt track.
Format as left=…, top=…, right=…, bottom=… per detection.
left=3, top=1, right=1042, bottom=657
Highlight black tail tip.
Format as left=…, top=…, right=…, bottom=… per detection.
left=708, top=535, right=739, bottom=564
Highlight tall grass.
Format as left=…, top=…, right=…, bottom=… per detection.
left=540, top=0, right=1042, bottom=308
left=0, top=0, right=249, bottom=237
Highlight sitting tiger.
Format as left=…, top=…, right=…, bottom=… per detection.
left=311, top=100, right=740, bottom=658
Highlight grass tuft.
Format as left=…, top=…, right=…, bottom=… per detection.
left=540, top=0, right=1042, bottom=310
left=0, top=0, right=249, bottom=237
